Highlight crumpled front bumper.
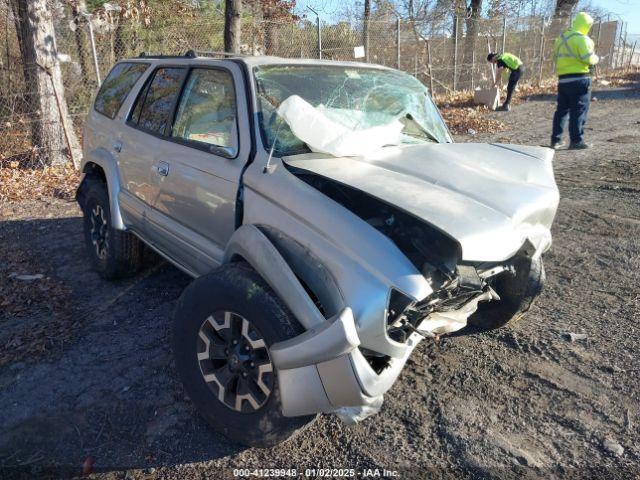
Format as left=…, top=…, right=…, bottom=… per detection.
left=270, top=307, right=424, bottom=422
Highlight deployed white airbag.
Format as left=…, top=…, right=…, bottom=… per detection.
left=277, top=95, right=403, bottom=157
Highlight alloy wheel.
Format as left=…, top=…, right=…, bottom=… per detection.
left=90, top=205, right=109, bottom=260
left=196, top=311, right=273, bottom=413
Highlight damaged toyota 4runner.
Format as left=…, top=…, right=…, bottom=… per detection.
left=76, top=53, right=559, bottom=447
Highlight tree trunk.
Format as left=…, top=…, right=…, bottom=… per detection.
left=463, top=0, right=483, bottom=89
left=550, top=0, right=577, bottom=37
left=70, top=0, right=91, bottom=88
left=363, top=0, right=370, bottom=62
left=224, top=0, right=242, bottom=54
left=113, top=17, right=124, bottom=59
left=554, top=0, right=578, bottom=18
left=11, top=0, right=81, bottom=167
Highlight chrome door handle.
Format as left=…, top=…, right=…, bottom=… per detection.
left=112, top=141, right=122, bottom=153
left=156, top=161, right=170, bottom=176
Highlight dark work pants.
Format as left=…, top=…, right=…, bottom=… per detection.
left=551, top=77, right=591, bottom=145
left=504, top=66, right=523, bottom=106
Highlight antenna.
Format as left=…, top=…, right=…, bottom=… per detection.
left=263, top=115, right=286, bottom=174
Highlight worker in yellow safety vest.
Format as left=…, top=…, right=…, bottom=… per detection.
left=550, top=12, right=599, bottom=150
left=487, top=52, right=523, bottom=111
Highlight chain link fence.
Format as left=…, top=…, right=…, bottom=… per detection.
left=0, top=0, right=633, bottom=168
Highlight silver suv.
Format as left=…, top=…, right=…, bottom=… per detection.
left=76, top=52, right=559, bottom=447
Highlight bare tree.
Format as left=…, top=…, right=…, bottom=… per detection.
left=11, top=0, right=81, bottom=167
left=224, top=0, right=242, bottom=53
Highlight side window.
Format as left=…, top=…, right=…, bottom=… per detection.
left=171, top=69, right=238, bottom=156
left=129, top=67, right=186, bottom=135
left=94, top=62, right=149, bottom=119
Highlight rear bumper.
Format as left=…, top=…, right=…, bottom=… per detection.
left=271, top=307, right=422, bottom=421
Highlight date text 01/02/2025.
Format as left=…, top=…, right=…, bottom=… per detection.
left=232, top=468, right=400, bottom=477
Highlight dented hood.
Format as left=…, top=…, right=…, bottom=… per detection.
left=284, top=143, right=560, bottom=262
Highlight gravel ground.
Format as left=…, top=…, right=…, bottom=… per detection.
left=1, top=79, right=639, bottom=480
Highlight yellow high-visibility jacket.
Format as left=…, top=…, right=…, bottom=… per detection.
left=553, top=12, right=600, bottom=76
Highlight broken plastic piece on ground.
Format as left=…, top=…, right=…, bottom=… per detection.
left=11, top=273, right=45, bottom=281
left=277, top=95, right=403, bottom=157
left=335, top=396, right=384, bottom=424
left=561, top=332, right=588, bottom=342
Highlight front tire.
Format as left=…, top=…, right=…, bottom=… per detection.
left=173, top=262, right=316, bottom=447
left=81, top=182, right=143, bottom=279
left=469, top=256, right=545, bottom=329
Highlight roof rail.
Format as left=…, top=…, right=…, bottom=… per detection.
left=184, top=50, right=248, bottom=58
left=136, top=50, right=247, bottom=60
left=137, top=52, right=190, bottom=59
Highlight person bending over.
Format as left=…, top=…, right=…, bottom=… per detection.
left=487, top=52, right=523, bottom=112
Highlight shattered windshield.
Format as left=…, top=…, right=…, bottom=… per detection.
left=254, top=65, right=452, bottom=157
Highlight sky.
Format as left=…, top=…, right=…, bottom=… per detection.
left=294, top=0, right=640, bottom=37
left=590, top=0, right=640, bottom=34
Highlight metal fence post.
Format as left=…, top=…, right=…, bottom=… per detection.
left=615, top=22, right=625, bottom=68
left=487, top=37, right=496, bottom=82
left=537, top=20, right=545, bottom=85
left=396, top=18, right=401, bottom=69
left=501, top=16, right=507, bottom=53
left=317, top=16, right=322, bottom=59
left=621, top=25, right=628, bottom=70
left=364, top=21, right=370, bottom=63
left=627, top=41, right=637, bottom=71
left=84, top=12, right=101, bottom=86
left=427, top=40, right=434, bottom=94
left=453, top=15, right=458, bottom=91
left=471, top=49, right=475, bottom=90
left=608, top=21, right=618, bottom=71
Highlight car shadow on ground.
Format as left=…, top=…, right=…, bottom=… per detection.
left=0, top=216, right=252, bottom=477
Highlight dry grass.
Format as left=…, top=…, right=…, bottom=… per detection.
left=0, top=231, right=77, bottom=367
left=0, top=162, right=80, bottom=203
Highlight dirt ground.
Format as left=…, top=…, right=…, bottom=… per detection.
left=1, top=79, right=639, bottom=480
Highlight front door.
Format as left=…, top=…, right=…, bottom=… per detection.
left=118, top=66, right=187, bottom=233
left=147, top=65, right=251, bottom=275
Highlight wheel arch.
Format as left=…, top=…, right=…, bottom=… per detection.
left=76, top=148, right=126, bottom=230
left=223, top=225, right=345, bottom=331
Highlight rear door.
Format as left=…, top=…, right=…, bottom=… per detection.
left=86, top=61, right=149, bottom=229
left=146, top=63, right=251, bottom=275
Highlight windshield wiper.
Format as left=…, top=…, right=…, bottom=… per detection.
left=401, top=113, right=440, bottom=143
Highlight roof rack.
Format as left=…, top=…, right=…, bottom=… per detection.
left=137, top=52, right=186, bottom=59
left=185, top=50, right=248, bottom=58
left=136, top=50, right=247, bottom=59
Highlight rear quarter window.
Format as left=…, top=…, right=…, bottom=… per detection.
left=94, top=62, right=149, bottom=119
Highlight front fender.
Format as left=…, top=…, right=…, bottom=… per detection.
left=223, top=224, right=326, bottom=330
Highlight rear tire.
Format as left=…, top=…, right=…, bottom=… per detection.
left=173, top=262, right=316, bottom=447
left=469, top=256, right=545, bottom=329
left=81, top=181, right=143, bottom=279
